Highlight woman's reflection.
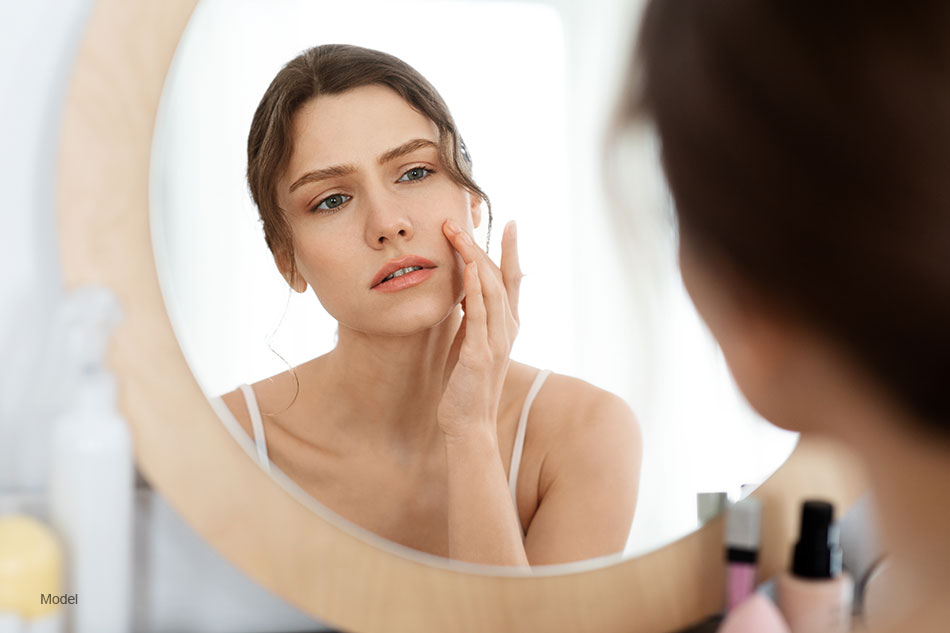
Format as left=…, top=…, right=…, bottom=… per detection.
left=215, top=45, right=641, bottom=566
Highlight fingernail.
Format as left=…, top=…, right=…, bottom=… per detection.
left=509, top=221, right=517, bottom=238
left=445, top=220, right=461, bottom=234
left=459, top=231, right=473, bottom=246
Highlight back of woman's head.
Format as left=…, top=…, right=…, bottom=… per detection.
left=628, top=1, right=950, bottom=433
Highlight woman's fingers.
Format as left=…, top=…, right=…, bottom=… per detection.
left=460, top=261, right=488, bottom=359
left=442, top=219, right=508, bottom=301
left=442, top=220, right=493, bottom=267
left=443, top=220, right=515, bottom=350
left=499, top=221, right=522, bottom=325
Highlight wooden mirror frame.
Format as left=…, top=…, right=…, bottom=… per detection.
left=57, top=1, right=868, bottom=631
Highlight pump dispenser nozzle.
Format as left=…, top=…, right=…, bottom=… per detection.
left=792, top=500, right=843, bottom=579
left=777, top=500, right=853, bottom=633
left=62, top=286, right=121, bottom=370
left=59, top=286, right=123, bottom=411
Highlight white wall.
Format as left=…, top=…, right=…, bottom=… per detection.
left=0, top=0, right=91, bottom=491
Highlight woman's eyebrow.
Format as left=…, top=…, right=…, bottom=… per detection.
left=377, top=138, right=438, bottom=165
left=289, top=164, right=357, bottom=193
left=288, top=138, right=438, bottom=194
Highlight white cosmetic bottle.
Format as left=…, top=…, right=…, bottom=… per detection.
left=47, top=287, right=132, bottom=633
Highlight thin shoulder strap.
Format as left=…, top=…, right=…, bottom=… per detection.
left=238, top=383, right=271, bottom=475
left=508, top=369, right=552, bottom=527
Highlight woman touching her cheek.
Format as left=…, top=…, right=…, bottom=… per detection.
left=217, top=44, right=642, bottom=567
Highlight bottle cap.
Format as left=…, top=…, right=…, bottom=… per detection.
left=698, top=492, right=728, bottom=524
left=726, top=497, right=761, bottom=559
left=792, top=500, right=843, bottom=579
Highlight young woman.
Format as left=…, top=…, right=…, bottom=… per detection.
left=625, top=1, right=950, bottom=628
left=218, top=44, right=641, bottom=567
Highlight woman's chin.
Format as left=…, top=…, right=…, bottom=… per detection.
left=343, top=298, right=461, bottom=337
left=393, top=304, right=460, bottom=335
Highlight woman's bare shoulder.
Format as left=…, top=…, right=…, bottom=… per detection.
left=217, top=369, right=301, bottom=436
left=508, top=361, right=640, bottom=437
left=513, top=362, right=642, bottom=512
left=509, top=361, right=636, bottom=424
left=508, top=363, right=642, bottom=559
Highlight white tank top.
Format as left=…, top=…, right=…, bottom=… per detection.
left=215, top=368, right=552, bottom=536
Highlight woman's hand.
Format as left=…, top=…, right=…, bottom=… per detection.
left=438, top=219, right=522, bottom=443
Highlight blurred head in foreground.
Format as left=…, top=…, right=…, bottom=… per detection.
left=621, top=0, right=950, bottom=614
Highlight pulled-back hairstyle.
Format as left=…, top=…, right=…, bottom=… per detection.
left=626, top=1, right=950, bottom=434
left=247, top=44, right=491, bottom=284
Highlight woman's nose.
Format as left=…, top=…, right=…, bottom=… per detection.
left=365, top=193, right=414, bottom=247
left=375, top=222, right=411, bottom=244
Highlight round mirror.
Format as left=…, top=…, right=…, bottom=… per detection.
left=149, top=0, right=797, bottom=568
left=59, top=0, right=867, bottom=630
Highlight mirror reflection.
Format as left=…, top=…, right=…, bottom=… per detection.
left=150, top=0, right=797, bottom=568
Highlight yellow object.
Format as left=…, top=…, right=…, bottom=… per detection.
left=0, top=514, right=62, bottom=618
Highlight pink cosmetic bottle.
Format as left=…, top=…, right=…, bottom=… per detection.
left=777, top=500, right=853, bottom=633
left=725, top=498, right=762, bottom=611
left=719, top=593, right=791, bottom=633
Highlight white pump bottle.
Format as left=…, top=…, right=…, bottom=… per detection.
left=47, top=286, right=132, bottom=633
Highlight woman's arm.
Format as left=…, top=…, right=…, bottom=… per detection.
left=522, top=388, right=641, bottom=565
left=441, top=375, right=642, bottom=566
left=444, top=427, right=529, bottom=566
left=438, top=221, right=642, bottom=566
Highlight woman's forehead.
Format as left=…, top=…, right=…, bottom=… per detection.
left=287, top=85, right=441, bottom=173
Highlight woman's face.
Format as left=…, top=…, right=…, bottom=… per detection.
left=276, top=84, right=480, bottom=336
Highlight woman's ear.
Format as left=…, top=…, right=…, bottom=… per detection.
left=469, top=192, right=482, bottom=229
left=273, top=251, right=308, bottom=293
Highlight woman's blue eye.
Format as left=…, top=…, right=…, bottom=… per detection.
left=314, top=193, right=351, bottom=212
left=398, top=166, right=432, bottom=182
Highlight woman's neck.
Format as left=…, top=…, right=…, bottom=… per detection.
left=311, top=307, right=464, bottom=451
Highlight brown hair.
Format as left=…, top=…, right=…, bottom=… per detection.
left=247, top=44, right=492, bottom=283
left=625, top=1, right=950, bottom=433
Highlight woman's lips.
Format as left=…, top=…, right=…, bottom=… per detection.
left=371, top=255, right=437, bottom=288
left=373, top=267, right=435, bottom=293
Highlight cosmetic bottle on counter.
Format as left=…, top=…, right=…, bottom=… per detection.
left=777, top=500, right=853, bottom=633
left=48, top=287, right=132, bottom=633
left=725, top=497, right=761, bottom=611
left=0, top=514, right=64, bottom=632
